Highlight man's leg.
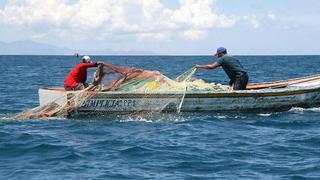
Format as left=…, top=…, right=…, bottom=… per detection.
left=240, top=74, right=249, bottom=90
left=65, top=83, right=85, bottom=91
left=74, top=83, right=85, bottom=90
left=233, top=74, right=248, bottom=90
left=65, top=86, right=75, bottom=91
left=233, top=79, right=241, bottom=90
left=229, top=80, right=235, bottom=89
left=83, top=82, right=89, bottom=88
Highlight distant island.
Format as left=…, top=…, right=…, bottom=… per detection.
left=0, top=40, right=156, bottom=55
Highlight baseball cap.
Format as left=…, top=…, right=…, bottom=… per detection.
left=82, top=55, right=91, bottom=63
left=214, top=47, right=227, bottom=56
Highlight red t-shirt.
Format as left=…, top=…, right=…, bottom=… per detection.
left=64, top=62, right=97, bottom=87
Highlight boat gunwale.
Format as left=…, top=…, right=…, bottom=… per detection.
left=39, top=84, right=320, bottom=98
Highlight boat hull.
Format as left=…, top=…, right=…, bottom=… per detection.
left=39, top=84, right=320, bottom=114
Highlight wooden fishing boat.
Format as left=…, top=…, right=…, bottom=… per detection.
left=39, top=75, right=320, bottom=114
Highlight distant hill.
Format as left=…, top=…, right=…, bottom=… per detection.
left=77, top=49, right=156, bottom=55
left=0, top=40, right=156, bottom=55
left=0, top=40, right=73, bottom=55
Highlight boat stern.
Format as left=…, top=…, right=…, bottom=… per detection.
left=38, top=88, right=67, bottom=106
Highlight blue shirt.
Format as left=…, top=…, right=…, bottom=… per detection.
left=217, top=54, right=246, bottom=81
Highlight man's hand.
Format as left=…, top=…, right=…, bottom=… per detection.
left=97, top=61, right=105, bottom=65
left=194, top=64, right=201, bottom=69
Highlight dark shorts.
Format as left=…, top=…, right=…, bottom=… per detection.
left=230, top=73, right=249, bottom=90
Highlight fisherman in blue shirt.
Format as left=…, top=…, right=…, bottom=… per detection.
left=195, top=47, right=249, bottom=90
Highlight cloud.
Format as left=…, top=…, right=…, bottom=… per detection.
left=267, top=11, right=276, bottom=20
left=138, top=32, right=169, bottom=41
left=243, top=15, right=260, bottom=29
left=0, top=0, right=238, bottom=41
left=181, top=29, right=207, bottom=40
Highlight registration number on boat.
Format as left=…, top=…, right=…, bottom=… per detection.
left=83, top=99, right=137, bottom=108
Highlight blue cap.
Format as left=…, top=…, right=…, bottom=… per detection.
left=214, top=47, right=227, bottom=56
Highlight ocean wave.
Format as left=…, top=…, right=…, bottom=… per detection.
left=23, top=143, right=70, bottom=153
left=117, top=112, right=189, bottom=123
left=44, top=152, right=83, bottom=162
left=257, top=113, right=272, bottom=117
left=0, top=131, right=10, bottom=137
left=289, top=107, right=320, bottom=112
left=119, top=146, right=155, bottom=156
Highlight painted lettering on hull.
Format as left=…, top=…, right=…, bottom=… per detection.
left=83, top=99, right=137, bottom=108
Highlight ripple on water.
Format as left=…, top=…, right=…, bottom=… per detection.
left=290, top=107, right=320, bottom=112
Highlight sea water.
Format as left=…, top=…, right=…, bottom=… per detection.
left=0, top=55, right=320, bottom=179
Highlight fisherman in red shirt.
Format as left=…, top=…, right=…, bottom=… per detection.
left=64, top=56, right=100, bottom=91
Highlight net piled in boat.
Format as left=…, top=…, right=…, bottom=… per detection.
left=96, top=64, right=230, bottom=92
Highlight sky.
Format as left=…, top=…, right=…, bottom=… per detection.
left=0, top=0, right=319, bottom=55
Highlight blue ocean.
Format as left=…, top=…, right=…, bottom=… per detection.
left=1, top=55, right=320, bottom=179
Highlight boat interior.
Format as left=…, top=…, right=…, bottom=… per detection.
left=44, top=74, right=320, bottom=92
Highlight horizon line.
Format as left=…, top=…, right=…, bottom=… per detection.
left=0, top=54, right=320, bottom=56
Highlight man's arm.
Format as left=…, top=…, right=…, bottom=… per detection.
left=81, top=62, right=99, bottom=68
left=195, top=62, right=220, bottom=69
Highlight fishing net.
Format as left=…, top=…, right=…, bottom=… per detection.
left=87, top=63, right=230, bottom=113
left=8, top=63, right=230, bottom=119
left=12, top=85, right=102, bottom=119
left=95, top=64, right=230, bottom=92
